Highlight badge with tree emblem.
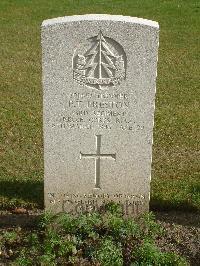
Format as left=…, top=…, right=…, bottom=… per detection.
left=73, top=31, right=127, bottom=90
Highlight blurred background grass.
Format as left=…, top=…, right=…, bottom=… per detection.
left=0, top=0, right=199, bottom=211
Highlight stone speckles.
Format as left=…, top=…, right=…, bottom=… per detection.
left=42, top=14, right=159, bottom=216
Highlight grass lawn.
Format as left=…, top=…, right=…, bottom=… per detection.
left=0, top=0, right=199, bottom=211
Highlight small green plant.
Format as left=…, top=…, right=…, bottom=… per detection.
left=15, top=248, right=33, bottom=266
left=3, top=231, right=18, bottom=244
left=140, top=212, right=164, bottom=239
left=104, top=201, right=123, bottom=216
left=39, top=211, right=54, bottom=229
left=132, top=239, right=187, bottom=266
left=94, top=237, right=123, bottom=266
left=4, top=203, right=187, bottom=265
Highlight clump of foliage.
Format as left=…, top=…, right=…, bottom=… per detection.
left=0, top=203, right=188, bottom=265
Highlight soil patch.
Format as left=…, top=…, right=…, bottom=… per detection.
left=154, top=211, right=200, bottom=266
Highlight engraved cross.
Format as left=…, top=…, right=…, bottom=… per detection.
left=80, top=135, right=116, bottom=189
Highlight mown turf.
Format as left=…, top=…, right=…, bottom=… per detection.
left=0, top=0, right=199, bottom=210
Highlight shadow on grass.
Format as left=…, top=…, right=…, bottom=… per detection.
left=151, top=182, right=200, bottom=214
left=0, top=179, right=199, bottom=214
left=0, top=179, right=43, bottom=209
left=153, top=208, right=200, bottom=228
left=151, top=195, right=200, bottom=227
left=150, top=198, right=200, bottom=213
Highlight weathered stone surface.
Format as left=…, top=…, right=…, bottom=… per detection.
left=42, top=14, right=159, bottom=216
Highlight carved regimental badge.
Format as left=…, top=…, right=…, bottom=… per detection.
left=73, top=31, right=127, bottom=90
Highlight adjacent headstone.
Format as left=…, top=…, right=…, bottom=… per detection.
left=42, top=14, right=159, bottom=216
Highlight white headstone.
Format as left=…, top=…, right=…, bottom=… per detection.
left=42, top=14, right=159, bottom=216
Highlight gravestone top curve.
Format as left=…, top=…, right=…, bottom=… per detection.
left=42, top=14, right=159, bottom=29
